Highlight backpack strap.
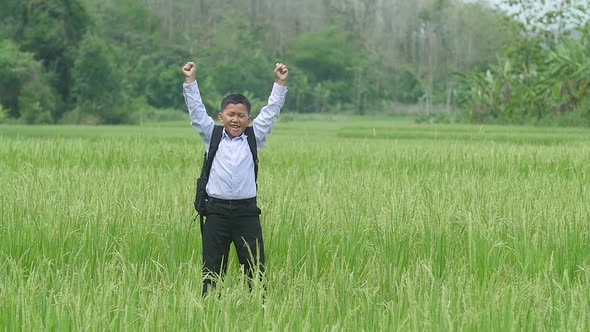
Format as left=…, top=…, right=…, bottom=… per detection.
left=201, top=125, right=224, bottom=179
left=196, top=125, right=224, bottom=229
left=244, top=126, right=258, bottom=181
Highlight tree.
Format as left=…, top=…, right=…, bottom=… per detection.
left=0, top=39, right=34, bottom=118
left=0, top=39, right=58, bottom=121
left=0, top=0, right=26, bottom=40
left=19, top=80, right=57, bottom=124
left=20, top=0, right=90, bottom=115
left=455, top=0, right=590, bottom=125
left=70, top=34, right=124, bottom=124
left=3, top=0, right=542, bottom=122
left=85, top=0, right=191, bottom=110
left=289, top=26, right=361, bottom=111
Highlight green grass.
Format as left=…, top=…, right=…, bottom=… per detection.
left=1, top=119, right=590, bottom=330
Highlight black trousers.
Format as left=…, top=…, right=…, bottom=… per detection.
left=201, top=197, right=265, bottom=295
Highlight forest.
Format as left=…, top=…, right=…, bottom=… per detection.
left=0, top=0, right=588, bottom=125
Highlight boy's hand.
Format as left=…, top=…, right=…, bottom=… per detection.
left=183, top=61, right=197, bottom=84
left=274, top=63, right=288, bottom=86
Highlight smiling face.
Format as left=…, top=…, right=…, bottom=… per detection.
left=218, top=103, right=251, bottom=138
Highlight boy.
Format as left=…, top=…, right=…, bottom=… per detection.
left=182, top=61, right=288, bottom=295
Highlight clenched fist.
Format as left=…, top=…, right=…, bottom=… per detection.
left=274, top=63, right=288, bottom=86
left=183, top=62, right=197, bottom=84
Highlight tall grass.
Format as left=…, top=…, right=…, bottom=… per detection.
left=1, top=120, right=589, bottom=330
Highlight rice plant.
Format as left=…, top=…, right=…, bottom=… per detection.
left=1, top=119, right=589, bottom=330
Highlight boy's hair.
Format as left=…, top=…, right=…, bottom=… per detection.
left=220, top=94, right=251, bottom=114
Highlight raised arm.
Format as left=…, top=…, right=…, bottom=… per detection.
left=253, top=63, right=289, bottom=150
left=182, top=61, right=215, bottom=146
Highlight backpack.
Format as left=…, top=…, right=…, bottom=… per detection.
left=194, top=125, right=258, bottom=217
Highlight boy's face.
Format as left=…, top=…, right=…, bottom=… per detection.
left=218, top=103, right=251, bottom=138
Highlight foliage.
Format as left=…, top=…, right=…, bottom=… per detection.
left=288, top=27, right=359, bottom=112
left=19, top=80, right=57, bottom=124
left=388, top=66, right=425, bottom=104
left=0, top=0, right=26, bottom=40
left=20, top=0, right=89, bottom=110
left=0, top=39, right=59, bottom=120
left=87, top=0, right=188, bottom=105
left=0, top=104, right=7, bottom=124
left=456, top=0, right=590, bottom=125
left=291, top=27, right=353, bottom=82
left=0, top=0, right=538, bottom=123
left=201, top=10, right=275, bottom=102
left=71, top=34, right=125, bottom=124
left=0, top=39, right=31, bottom=117
left=145, top=64, right=187, bottom=110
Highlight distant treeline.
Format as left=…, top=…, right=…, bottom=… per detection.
left=0, top=0, right=588, bottom=125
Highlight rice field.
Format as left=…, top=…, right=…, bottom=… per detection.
left=1, top=118, right=590, bottom=330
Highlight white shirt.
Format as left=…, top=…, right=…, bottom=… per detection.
left=183, top=81, right=288, bottom=199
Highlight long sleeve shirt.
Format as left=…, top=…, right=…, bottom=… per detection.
left=183, top=81, right=288, bottom=200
